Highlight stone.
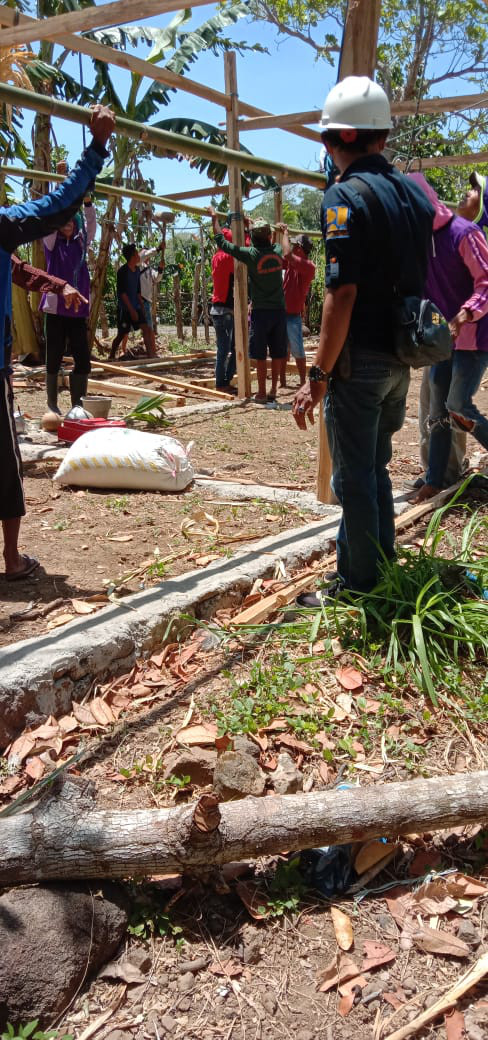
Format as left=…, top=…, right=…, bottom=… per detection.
left=402, top=975, right=417, bottom=995
left=272, top=752, right=303, bottom=795
left=178, top=957, right=209, bottom=974
left=177, top=971, right=196, bottom=993
left=465, top=1005, right=488, bottom=1040
left=213, top=751, right=266, bottom=799
left=233, top=735, right=260, bottom=759
left=163, top=748, right=217, bottom=787
left=160, top=1014, right=178, bottom=1033
left=0, top=882, right=128, bottom=1029
left=296, top=1030, right=315, bottom=1040
left=456, top=919, right=481, bottom=947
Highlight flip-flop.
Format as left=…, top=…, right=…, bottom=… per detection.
left=253, top=394, right=268, bottom=405
left=5, top=555, right=40, bottom=582
left=266, top=393, right=277, bottom=403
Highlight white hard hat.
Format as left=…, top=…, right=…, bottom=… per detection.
left=320, top=76, right=392, bottom=131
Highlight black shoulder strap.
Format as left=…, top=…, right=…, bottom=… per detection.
left=345, top=175, right=398, bottom=286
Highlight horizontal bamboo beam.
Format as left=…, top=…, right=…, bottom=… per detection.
left=238, top=92, right=488, bottom=133
left=396, top=151, right=488, bottom=170
left=0, top=83, right=326, bottom=190
left=0, top=6, right=319, bottom=145
left=2, top=164, right=323, bottom=235
left=86, top=376, right=184, bottom=404
left=1, top=772, right=487, bottom=883
left=165, top=185, right=229, bottom=201
left=0, top=0, right=213, bottom=48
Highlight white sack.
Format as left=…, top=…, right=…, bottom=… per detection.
left=54, top=428, right=194, bottom=491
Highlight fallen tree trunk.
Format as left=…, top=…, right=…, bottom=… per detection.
left=1, top=772, right=487, bottom=885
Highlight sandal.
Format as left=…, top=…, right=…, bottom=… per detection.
left=5, top=555, right=40, bottom=582
left=253, top=394, right=268, bottom=405
left=266, top=393, right=277, bottom=403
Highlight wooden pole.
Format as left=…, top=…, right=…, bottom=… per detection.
left=273, top=188, right=283, bottom=243
left=316, top=0, right=381, bottom=504
left=0, top=6, right=320, bottom=147
left=191, top=261, right=201, bottom=341
left=199, top=228, right=210, bottom=346
left=172, top=273, right=184, bottom=342
left=1, top=772, right=487, bottom=884
left=0, top=82, right=325, bottom=189
left=224, top=53, right=251, bottom=399
left=0, top=0, right=213, bottom=48
left=95, top=359, right=233, bottom=400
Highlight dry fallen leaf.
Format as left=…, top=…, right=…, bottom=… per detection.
left=277, top=733, right=314, bottom=755
left=335, top=665, right=363, bottom=691
left=0, top=775, right=24, bottom=796
left=47, top=612, right=75, bottom=629
left=107, top=534, right=133, bottom=542
left=24, top=756, right=46, bottom=781
left=317, top=955, right=361, bottom=993
left=411, top=925, right=470, bottom=958
left=361, top=940, right=396, bottom=971
left=7, top=733, right=36, bottom=765
left=71, top=599, right=99, bottom=615
left=90, top=698, right=115, bottom=727
left=235, top=881, right=270, bottom=920
left=444, top=1008, right=466, bottom=1040
left=335, top=691, right=354, bottom=717
left=355, top=840, right=399, bottom=876
left=208, top=959, right=243, bottom=978
left=72, top=702, right=97, bottom=727
left=99, top=955, right=149, bottom=985
left=176, top=722, right=218, bottom=746
left=331, top=907, right=354, bottom=951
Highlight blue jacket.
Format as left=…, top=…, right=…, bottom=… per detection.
left=0, top=140, right=107, bottom=372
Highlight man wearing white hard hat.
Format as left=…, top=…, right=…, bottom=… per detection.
left=292, top=76, right=434, bottom=603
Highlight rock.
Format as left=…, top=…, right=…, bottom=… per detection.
left=241, top=925, right=263, bottom=965
left=160, top=1013, right=178, bottom=1033
left=164, top=748, right=217, bottom=787
left=402, top=975, right=417, bottom=995
left=260, top=992, right=277, bottom=1015
left=272, top=752, right=303, bottom=795
left=456, top=919, right=481, bottom=947
left=177, top=971, right=196, bottom=993
left=423, top=993, right=438, bottom=1009
left=233, top=735, right=260, bottom=759
left=178, top=957, right=209, bottom=974
left=213, top=751, right=266, bottom=799
left=0, top=882, right=128, bottom=1029
left=465, top=1005, right=488, bottom=1040
left=296, top=1030, right=315, bottom=1040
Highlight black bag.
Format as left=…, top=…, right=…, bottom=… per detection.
left=347, top=176, right=453, bottom=369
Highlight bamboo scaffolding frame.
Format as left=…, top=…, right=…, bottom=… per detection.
left=0, top=83, right=325, bottom=190
left=0, top=6, right=319, bottom=146
left=0, top=0, right=213, bottom=48
left=238, top=92, right=488, bottom=132
left=1, top=163, right=323, bottom=236
left=96, top=359, right=232, bottom=399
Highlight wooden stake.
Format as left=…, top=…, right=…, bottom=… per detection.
left=86, top=377, right=183, bottom=404
left=191, top=261, right=201, bottom=341
left=225, top=53, right=251, bottom=399
left=172, top=273, right=184, bottom=342
left=95, top=360, right=233, bottom=400
left=200, top=227, right=210, bottom=345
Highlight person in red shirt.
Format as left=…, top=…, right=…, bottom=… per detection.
left=281, top=232, right=316, bottom=386
left=210, top=226, right=237, bottom=393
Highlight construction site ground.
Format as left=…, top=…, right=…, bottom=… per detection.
left=3, top=328, right=488, bottom=649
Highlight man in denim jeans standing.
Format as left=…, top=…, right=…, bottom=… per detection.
left=292, top=77, right=433, bottom=603
left=210, top=227, right=237, bottom=394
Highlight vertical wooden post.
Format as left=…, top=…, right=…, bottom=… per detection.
left=199, top=227, right=210, bottom=345
left=273, top=188, right=283, bottom=243
left=191, top=262, right=201, bottom=341
left=224, top=51, right=251, bottom=399
left=173, top=273, right=184, bottom=342
left=316, top=0, right=381, bottom=504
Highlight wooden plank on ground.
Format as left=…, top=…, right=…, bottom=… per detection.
left=87, top=377, right=185, bottom=405
left=96, top=360, right=232, bottom=400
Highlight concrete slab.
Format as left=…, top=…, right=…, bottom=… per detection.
left=194, top=478, right=342, bottom=516
left=0, top=512, right=339, bottom=749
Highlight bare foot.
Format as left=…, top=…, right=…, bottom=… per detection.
left=411, top=484, right=441, bottom=504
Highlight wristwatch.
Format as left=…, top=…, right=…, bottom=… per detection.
left=309, top=364, right=329, bottom=383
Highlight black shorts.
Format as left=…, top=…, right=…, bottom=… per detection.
left=249, top=308, right=288, bottom=360
left=0, top=371, right=25, bottom=520
left=117, top=308, right=146, bottom=334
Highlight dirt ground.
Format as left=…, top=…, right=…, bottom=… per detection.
left=3, top=334, right=487, bottom=648
left=2, top=492, right=487, bottom=1040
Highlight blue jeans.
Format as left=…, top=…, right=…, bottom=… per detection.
left=427, top=350, right=488, bottom=487
left=325, top=352, right=410, bottom=592
left=212, top=310, right=236, bottom=387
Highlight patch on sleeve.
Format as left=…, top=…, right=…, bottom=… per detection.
left=326, top=205, right=350, bottom=240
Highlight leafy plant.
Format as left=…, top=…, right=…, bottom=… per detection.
left=1, top=1021, right=72, bottom=1040
left=106, top=495, right=129, bottom=513
left=127, top=883, right=183, bottom=941
left=258, top=857, right=308, bottom=918
left=124, top=394, right=173, bottom=428
left=213, top=653, right=323, bottom=737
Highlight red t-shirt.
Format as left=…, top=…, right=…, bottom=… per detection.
left=283, top=253, right=315, bottom=315
left=211, top=249, right=234, bottom=307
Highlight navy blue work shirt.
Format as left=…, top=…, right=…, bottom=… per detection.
left=321, top=154, right=434, bottom=353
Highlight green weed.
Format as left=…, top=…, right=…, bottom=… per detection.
left=1, top=1023, right=72, bottom=1040
left=105, top=495, right=129, bottom=514
left=127, top=883, right=183, bottom=941
left=258, top=857, right=308, bottom=918
left=213, top=654, right=323, bottom=737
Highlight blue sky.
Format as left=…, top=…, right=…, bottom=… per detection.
left=19, top=3, right=335, bottom=203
